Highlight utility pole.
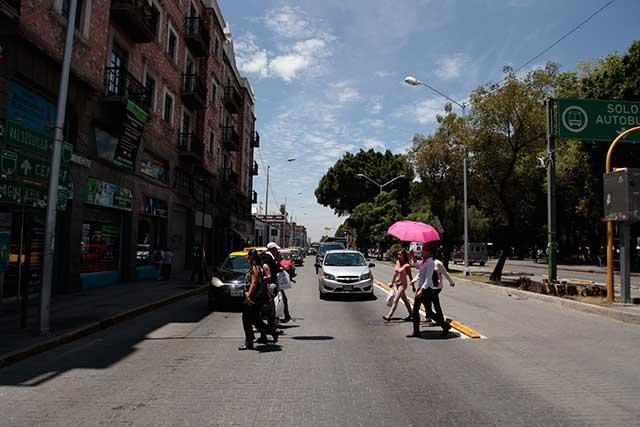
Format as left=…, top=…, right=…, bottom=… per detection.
left=546, top=99, right=558, bottom=282
left=40, top=0, right=78, bottom=335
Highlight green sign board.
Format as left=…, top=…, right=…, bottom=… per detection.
left=4, top=120, right=73, bottom=161
left=84, top=177, right=132, bottom=211
left=0, top=181, right=70, bottom=210
left=557, top=98, right=640, bottom=143
left=1, top=150, right=71, bottom=186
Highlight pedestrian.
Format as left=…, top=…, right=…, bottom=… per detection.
left=152, top=248, right=164, bottom=281
left=383, top=250, right=413, bottom=322
left=161, top=248, right=174, bottom=280
left=407, top=243, right=451, bottom=338
left=191, top=242, right=204, bottom=283
left=239, top=249, right=279, bottom=351
left=256, top=242, right=285, bottom=343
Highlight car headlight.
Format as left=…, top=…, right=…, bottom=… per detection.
left=360, top=272, right=372, bottom=280
left=211, top=277, right=225, bottom=288
left=323, top=272, right=335, bottom=280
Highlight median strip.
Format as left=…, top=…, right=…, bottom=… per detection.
left=373, top=279, right=483, bottom=339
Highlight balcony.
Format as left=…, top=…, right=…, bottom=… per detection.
left=184, top=16, right=210, bottom=57
left=103, top=67, right=148, bottom=111
left=221, top=126, right=240, bottom=151
left=223, top=85, right=242, bottom=114
left=251, top=160, right=258, bottom=176
left=1, top=0, right=20, bottom=18
left=110, top=0, right=156, bottom=43
left=181, top=73, right=206, bottom=110
left=178, top=132, right=204, bottom=161
left=252, top=131, right=260, bottom=148
left=222, top=168, right=240, bottom=187
left=251, top=190, right=258, bottom=204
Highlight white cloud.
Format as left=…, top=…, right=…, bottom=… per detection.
left=368, top=96, right=383, bottom=114
left=435, top=53, right=467, bottom=81
left=328, top=81, right=361, bottom=104
left=361, top=118, right=385, bottom=129
left=264, top=5, right=314, bottom=39
left=374, top=70, right=394, bottom=78
left=395, top=99, right=443, bottom=125
left=361, top=138, right=386, bottom=150
left=235, top=35, right=269, bottom=78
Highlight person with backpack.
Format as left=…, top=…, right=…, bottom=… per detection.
left=239, top=249, right=280, bottom=350
left=407, top=243, right=451, bottom=338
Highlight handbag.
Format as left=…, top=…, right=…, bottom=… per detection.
left=277, top=271, right=293, bottom=290
left=385, top=285, right=396, bottom=307
left=274, top=291, right=285, bottom=320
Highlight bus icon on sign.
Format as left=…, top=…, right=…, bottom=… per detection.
left=562, top=106, right=588, bottom=133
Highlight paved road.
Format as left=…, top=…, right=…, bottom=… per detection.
left=1, top=257, right=639, bottom=426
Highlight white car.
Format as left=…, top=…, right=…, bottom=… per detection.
left=317, top=250, right=375, bottom=299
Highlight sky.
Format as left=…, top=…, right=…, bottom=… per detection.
left=218, top=0, right=640, bottom=242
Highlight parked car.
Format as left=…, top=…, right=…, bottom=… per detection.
left=279, top=249, right=296, bottom=278
left=451, top=243, right=488, bottom=266
left=315, top=241, right=346, bottom=272
left=317, top=250, right=375, bottom=299
left=208, top=250, right=249, bottom=310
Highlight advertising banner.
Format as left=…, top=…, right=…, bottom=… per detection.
left=113, top=101, right=148, bottom=170
left=85, top=178, right=132, bottom=211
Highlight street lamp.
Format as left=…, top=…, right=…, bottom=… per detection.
left=356, top=173, right=405, bottom=193
left=264, top=157, right=295, bottom=245
left=405, top=75, right=470, bottom=276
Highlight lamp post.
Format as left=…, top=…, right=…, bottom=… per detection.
left=356, top=174, right=405, bottom=193
left=264, top=158, right=295, bottom=243
left=405, top=75, right=470, bottom=276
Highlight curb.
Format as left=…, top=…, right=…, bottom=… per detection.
left=459, top=278, right=640, bottom=325
left=0, top=285, right=208, bottom=369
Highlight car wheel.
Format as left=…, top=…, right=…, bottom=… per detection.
left=319, top=290, right=325, bottom=300
left=208, top=297, right=219, bottom=311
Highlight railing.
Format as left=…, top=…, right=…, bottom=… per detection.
left=251, top=160, right=259, bottom=176
left=181, top=73, right=206, bottom=109
left=252, top=131, right=260, bottom=148
left=184, top=16, right=210, bottom=56
left=178, top=132, right=204, bottom=158
left=221, top=126, right=240, bottom=151
left=2, top=0, right=21, bottom=17
left=223, top=85, right=242, bottom=113
left=110, top=0, right=157, bottom=43
left=104, top=66, right=148, bottom=110
left=251, top=190, right=258, bottom=204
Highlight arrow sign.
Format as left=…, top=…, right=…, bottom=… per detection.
left=1, top=150, right=71, bottom=185
left=20, top=159, right=32, bottom=175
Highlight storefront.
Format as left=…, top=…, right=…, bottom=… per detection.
left=136, top=196, right=168, bottom=280
left=80, top=178, right=132, bottom=289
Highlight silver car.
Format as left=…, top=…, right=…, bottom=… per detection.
left=317, top=250, right=375, bottom=299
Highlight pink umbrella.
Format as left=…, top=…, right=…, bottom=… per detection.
left=387, top=220, right=441, bottom=243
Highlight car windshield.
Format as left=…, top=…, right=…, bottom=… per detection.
left=320, top=243, right=345, bottom=254
left=280, top=253, right=292, bottom=260
left=324, top=252, right=366, bottom=267
left=221, top=255, right=250, bottom=271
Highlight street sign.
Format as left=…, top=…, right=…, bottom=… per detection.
left=4, top=120, right=73, bottom=161
left=0, top=181, right=70, bottom=209
left=557, top=98, right=640, bottom=142
left=1, top=150, right=71, bottom=185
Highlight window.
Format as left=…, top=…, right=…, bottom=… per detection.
left=140, top=152, right=168, bottom=182
left=174, top=169, right=191, bottom=194
left=210, top=79, right=217, bottom=104
left=143, top=73, right=156, bottom=112
left=213, top=37, right=219, bottom=57
left=61, top=0, right=85, bottom=32
left=208, top=131, right=214, bottom=155
left=167, top=22, right=178, bottom=63
left=150, top=1, right=162, bottom=41
left=163, top=89, right=174, bottom=125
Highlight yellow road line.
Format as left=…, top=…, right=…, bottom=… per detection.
left=374, top=279, right=482, bottom=339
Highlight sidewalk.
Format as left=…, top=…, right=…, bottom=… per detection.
left=0, top=271, right=207, bottom=367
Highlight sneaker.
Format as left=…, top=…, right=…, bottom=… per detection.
left=382, top=316, right=391, bottom=322
left=271, top=331, right=280, bottom=343
left=440, top=325, right=451, bottom=337
left=238, top=344, right=255, bottom=351
left=406, top=333, right=420, bottom=338
left=256, top=336, right=269, bottom=344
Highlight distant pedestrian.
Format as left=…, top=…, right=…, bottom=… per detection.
left=257, top=242, right=284, bottom=343
left=383, top=250, right=413, bottom=322
left=161, top=248, right=175, bottom=280
left=191, top=243, right=205, bottom=283
left=407, top=243, right=451, bottom=338
left=239, top=249, right=279, bottom=351
left=152, top=249, right=164, bottom=280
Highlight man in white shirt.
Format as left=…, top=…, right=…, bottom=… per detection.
left=408, top=243, right=451, bottom=338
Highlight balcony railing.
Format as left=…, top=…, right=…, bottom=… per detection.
left=110, top=0, right=157, bottom=43
left=221, top=126, right=240, bottom=151
left=221, top=168, right=240, bottom=187
left=251, top=190, right=258, bottom=204
left=178, top=132, right=204, bottom=160
left=251, top=160, right=258, bottom=176
left=1, top=0, right=20, bottom=18
left=252, top=131, right=260, bottom=148
left=103, top=66, right=149, bottom=110
left=184, top=16, right=210, bottom=57
left=181, top=73, right=206, bottom=110
left=223, top=85, right=242, bottom=114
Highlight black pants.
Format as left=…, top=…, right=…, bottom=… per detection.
left=412, top=288, right=448, bottom=334
left=242, top=301, right=275, bottom=344
left=161, top=264, right=172, bottom=280
left=191, top=259, right=204, bottom=283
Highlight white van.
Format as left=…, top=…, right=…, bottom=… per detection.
left=409, top=242, right=423, bottom=259
left=452, top=243, right=488, bottom=266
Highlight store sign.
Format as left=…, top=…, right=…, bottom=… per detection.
left=113, top=101, right=148, bottom=171
left=557, top=98, right=640, bottom=142
left=85, top=177, right=132, bottom=211
left=140, top=155, right=168, bottom=182
left=142, top=196, right=168, bottom=218
left=7, top=81, right=56, bottom=134
left=1, top=150, right=71, bottom=186
left=0, top=181, right=70, bottom=210
left=4, top=120, right=73, bottom=160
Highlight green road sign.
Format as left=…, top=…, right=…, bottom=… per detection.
left=0, top=180, right=70, bottom=210
left=557, top=98, right=640, bottom=143
left=1, top=150, right=71, bottom=185
left=4, top=120, right=73, bottom=161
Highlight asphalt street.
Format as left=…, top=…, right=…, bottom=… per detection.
left=1, top=257, right=639, bottom=426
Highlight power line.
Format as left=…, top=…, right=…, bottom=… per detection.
left=514, top=0, right=616, bottom=74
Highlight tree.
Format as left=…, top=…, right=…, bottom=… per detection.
left=315, top=149, right=414, bottom=215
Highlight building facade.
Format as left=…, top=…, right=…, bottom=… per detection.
left=0, top=0, right=257, bottom=301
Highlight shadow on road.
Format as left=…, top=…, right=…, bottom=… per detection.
left=290, top=336, right=334, bottom=341
left=411, top=330, right=461, bottom=340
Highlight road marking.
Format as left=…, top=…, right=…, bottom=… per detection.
left=373, top=279, right=484, bottom=339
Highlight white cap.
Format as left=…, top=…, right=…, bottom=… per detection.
left=266, top=242, right=281, bottom=250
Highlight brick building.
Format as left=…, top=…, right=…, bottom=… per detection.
left=0, top=0, right=257, bottom=300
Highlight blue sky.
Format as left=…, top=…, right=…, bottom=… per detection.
left=218, top=0, right=640, bottom=242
